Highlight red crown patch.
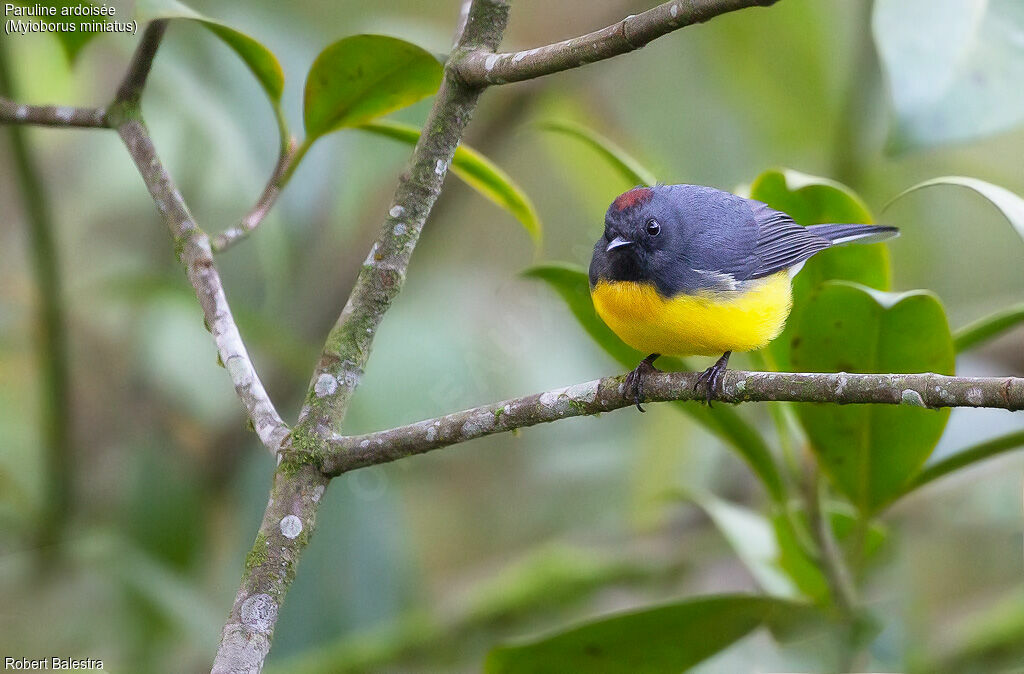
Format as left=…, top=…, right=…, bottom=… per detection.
left=611, top=187, right=653, bottom=212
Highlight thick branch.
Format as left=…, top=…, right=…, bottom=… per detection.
left=115, top=117, right=290, bottom=455
left=212, top=2, right=513, bottom=672
left=115, top=21, right=168, bottom=104
left=211, top=464, right=328, bottom=674
left=0, top=97, right=107, bottom=128
left=320, top=370, right=1024, bottom=476
left=292, top=0, right=511, bottom=437
left=455, top=0, right=779, bottom=86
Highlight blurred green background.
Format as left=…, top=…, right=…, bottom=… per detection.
left=2, top=0, right=1024, bottom=671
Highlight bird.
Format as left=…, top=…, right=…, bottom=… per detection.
left=589, top=184, right=898, bottom=410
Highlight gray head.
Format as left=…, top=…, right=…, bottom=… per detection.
left=589, top=185, right=757, bottom=296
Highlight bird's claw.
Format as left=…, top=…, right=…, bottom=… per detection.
left=694, top=352, right=731, bottom=407
left=625, top=354, right=660, bottom=412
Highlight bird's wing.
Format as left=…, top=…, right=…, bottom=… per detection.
left=730, top=200, right=832, bottom=280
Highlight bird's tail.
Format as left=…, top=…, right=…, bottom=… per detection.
left=807, top=223, right=899, bottom=246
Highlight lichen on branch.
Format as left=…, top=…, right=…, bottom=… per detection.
left=319, top=370, right=1024, bottom=476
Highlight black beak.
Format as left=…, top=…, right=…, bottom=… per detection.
left=606, top=236, right=633, bottom=252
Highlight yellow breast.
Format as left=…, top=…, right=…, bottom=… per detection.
left=590, top=273, right=793, bottom=356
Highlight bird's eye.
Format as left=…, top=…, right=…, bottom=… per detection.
left=645, top=219, right=661, bottom=236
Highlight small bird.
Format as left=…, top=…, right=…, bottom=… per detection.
left=589, top=184, right=898, bottom=409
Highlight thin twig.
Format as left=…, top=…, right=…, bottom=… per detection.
left=0, top=97, right=107, bottom=128
left=115, top=118, right=290, bottom=456
left=454, top=0, right=780, bottom=86
left=115, top=21, right=169, bottom=104
left=211, top=138, right=298, bottom=253
left=318, top=370, right=1024, bottom=476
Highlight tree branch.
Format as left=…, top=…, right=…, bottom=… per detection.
left=211, top=139, right=297, bottom=253
left=212, top=2, right=513, bottom=671
left=114, top=117, right=290, bottom=456
left=291, top=0, right=511, bottom=438
left=319, top=370, right=1024, bottom=476
left=454, top=0, right=779, bottom=86
left=0, top=97, right=107, bottom=128
left=0, top=20, right=168, bottom=129
left=115, top=21, right=168, bottom=104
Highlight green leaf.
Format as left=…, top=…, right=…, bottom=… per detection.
left=772, top=503, right=887, bottom=604
left=136, top=0, right=284, bottom=103
left=748, top=169, right=891, bottom=370
left=462, top=544, right=645, bottom=624
left=9, top=1, right=108, bottom=62
left=954, top=304, right=1024, bottom=353
left=902, top=430, right=1024, bottom=498
left=824, top=502, right=888, bottom=561
left=790, top=282, right=955, bottom=513
left=686, top=492, right=805, bottom=599
left=749, top=169, right=874, bottom=230
left=771, top=510, right=830, bottom=602
left=303, top=35, right=442, bottom=139
left=485, top=595, right=811, bottom=673
left=535, top=120, right=658, bottom=187
left=873, top=0, right=1024, bottom=151
left=524, top=263, right=784, bottom=502
left=360, top=119, right=541, bottom=247
left=683, top=492, right=887, bottom=605
left=886, top=176, right=1024, bottom=244
left=887, top=176, right=1024, bottom=354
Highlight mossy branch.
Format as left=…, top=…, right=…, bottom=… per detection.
left=318, top=370, right=1024, bottom=476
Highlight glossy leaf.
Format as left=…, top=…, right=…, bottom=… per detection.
left=304, top=35, right=442, bottom=139
left=748, top=169, right=891, bottom=370
left=888, top=177, right=1024, bottom=353
left=485, top=595, right=811, bottom=674
left=10, top=1, right=107, bottom=62
left=954, top=304, right=1024, bottom=353
left=873, top=0, right=1024, bottom=151
left=524, top=263, right=784, bottom=502
left=903, top=430, right=1024, bottom=497
left=360, top=119, right=541, bottom=247
left=536, top=119, right=658, bottom=187
left=886, top=176, right=1024, bottom=244
left=136, top=0, right=285, bottom=102
left=790, top=282, right=955, bottom=512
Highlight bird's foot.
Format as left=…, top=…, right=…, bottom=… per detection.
left=694, top=351, right=732, bottom=407
left=625, top=353, right=661, bottom=412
